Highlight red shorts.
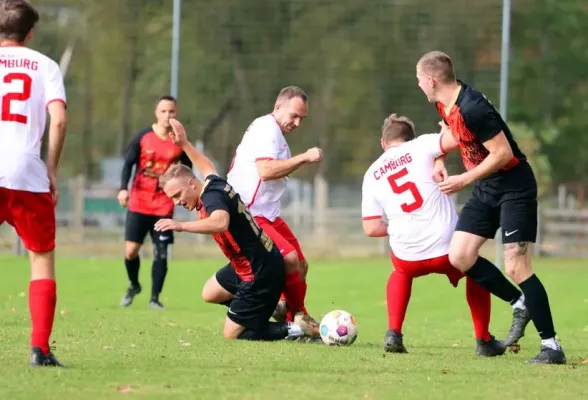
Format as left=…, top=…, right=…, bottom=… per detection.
left=390, top=252, right=464, bottom=287
left=0, top=188, right=56, bottom=253
left=255, top=216, right=305, bottom=261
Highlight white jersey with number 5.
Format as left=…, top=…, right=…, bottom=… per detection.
left=361, top=134, right=457, bottom=261
left=0, top=46, right=66, bottom=193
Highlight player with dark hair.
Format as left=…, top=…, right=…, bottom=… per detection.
left=154, top=119, right=319, bottom=341
left=362, top=114, right=504, bottom=356
left=117, top=95, right=192, bottom=309
left=0, top=0, right=67, bottom=366
left=416, top=51, right=565, bottom=364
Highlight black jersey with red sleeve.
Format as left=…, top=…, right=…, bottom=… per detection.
left=120, top=127, right=192, bottom=216
left=437, top=81, right=527, bottom=180
left=198, top=175, right=279, bottom=282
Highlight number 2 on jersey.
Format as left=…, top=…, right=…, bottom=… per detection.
left=387, top=168, right=423, bottom=213
left=2, top=72, right=32, bottom=124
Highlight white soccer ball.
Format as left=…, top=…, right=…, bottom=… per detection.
left=319, top=310, right=358, bottom=346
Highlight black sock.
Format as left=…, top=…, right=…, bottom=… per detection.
left=465, top=256, right=522, bottom=304
left=519, top=274, right=556, bottom=340
left=238, top=322, right=289, bottom=341
left=151, top=259, right=168, bottom=300
left=125, top=256, right=140, bottom=287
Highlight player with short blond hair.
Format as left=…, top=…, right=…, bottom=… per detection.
left=416, top=50, right=565, bottom=364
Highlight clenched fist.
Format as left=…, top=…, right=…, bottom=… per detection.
left=304, top=147, right=323, bottom=163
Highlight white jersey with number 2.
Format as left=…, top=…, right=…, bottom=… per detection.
left=0, top=46, right=66, bottom=193
left=361, top=134, right=457, bottom=261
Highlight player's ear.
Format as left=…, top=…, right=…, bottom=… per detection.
left=380, top=138, right=386, bottom=151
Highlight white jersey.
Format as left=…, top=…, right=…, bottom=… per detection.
left=361, top=134, right=457, bottom=261
left=0, top=46, right=66, bottom=193
left=227, top=114, right=290, bottom=221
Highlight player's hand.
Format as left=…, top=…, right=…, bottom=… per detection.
left=48, top=171, right=59, bottom=206
left=304, top=147, right=323, bottom=163
left=154, top=218, right=183, bottom=232
left=168, top=118, right=189, bottom=147
left=438, top=174, right=468, bottom=195
left=439, top=120, right=450, bottom=135
left=432, top=158, right=448, bottom=183
left=117, top=190, right=129, bottom=208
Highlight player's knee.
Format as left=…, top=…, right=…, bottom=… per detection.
left=283, top=251, right=300, bottom=274
left=29, top=250, right=55, bottom=280
left=125, top=242, right=141, bottom=260
left=448, top=248, right=477, bottom=272
left=448, top=235, right=480, bottom=272
left=299, top=259, right=309, bottom=280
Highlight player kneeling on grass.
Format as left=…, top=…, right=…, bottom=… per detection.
left=361, top=114, right=505, bottom=357
left=154, top=119, right=319, bottom=341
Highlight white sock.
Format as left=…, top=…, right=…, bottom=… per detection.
left=512, top=294, right=526, bottom=310
left=287, top=322, right=304, bottom=338
left=541, top=337, right=560, bottom=351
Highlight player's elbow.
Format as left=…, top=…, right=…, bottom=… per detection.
left=362, top=219, right=383, bottom=237
left=255, top=160, right=276, bottom=181
left=256, top=166, right=273, bottom=181
left=494, top=146, right=514, bottom=167
left=212, top=212, right=230, bottom=233
left=50, top=116, right=67, bottom=131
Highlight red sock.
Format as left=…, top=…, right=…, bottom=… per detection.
left=29, top=279, right=57, bottom=355
left=386, top=271, right=412, bottom=333
left=283, top=270, right=305, bottom=315
left=465, top=277, right=491, bottom=341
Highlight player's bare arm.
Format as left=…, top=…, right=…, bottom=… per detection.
left=46, top=100, right=67, bottom=203
left=155, top=210, right=230, bottom=234
left=462, top=132, right=514, bottom=183
left=168, top=118, right=217, bottom=178
left=256, top=147, right=322, bottom=181
left=362, top=218, right=388, bottom=237
left=432, top=122, right=456, bottom=182
left=439, top=133, right=513, bottom=195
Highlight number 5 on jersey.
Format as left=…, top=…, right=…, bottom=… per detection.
left=387, top=167, right=423, bottom=213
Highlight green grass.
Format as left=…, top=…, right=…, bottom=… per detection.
left=0, top=255, right=587, bottom=399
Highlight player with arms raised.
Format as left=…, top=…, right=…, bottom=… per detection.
left=416, top=50, right=565, bottom=364
left=223, top=86, right=322, bottom=326
left=154, top=119, right=318, bottom=341
left=361, top=114, right=505, bottom=356
left=0, top=0, right=67, bottom=366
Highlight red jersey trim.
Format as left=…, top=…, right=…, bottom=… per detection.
left=362, top=216, right=382, bottom=221
left=248, top=180, right=262, bottom=208
left=46, top=99, right=66, bottom=108
left=255, top=157, right=275, bottom=161
left=439, top=133, right=447, bottom=154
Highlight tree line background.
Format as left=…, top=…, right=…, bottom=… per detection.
left=33, top=0, right=588, bottom=204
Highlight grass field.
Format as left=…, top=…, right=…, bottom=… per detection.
left=0, top=254, right=587, bottom=399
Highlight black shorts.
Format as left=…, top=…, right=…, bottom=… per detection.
left=124, top=211, right=174, bottom=245
left=216, top=251, right=285, bottom=331
left=456, top=162, right=538, bottom=244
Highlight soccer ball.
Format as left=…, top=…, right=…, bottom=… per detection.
left=319, top=310, right=358, bottom=346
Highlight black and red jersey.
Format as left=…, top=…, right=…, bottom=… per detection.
left=198, top=175, right=279, bottom=282
left=437, top=81, right=526, bottom=179
left=120, top=127, right=192, bottom=216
